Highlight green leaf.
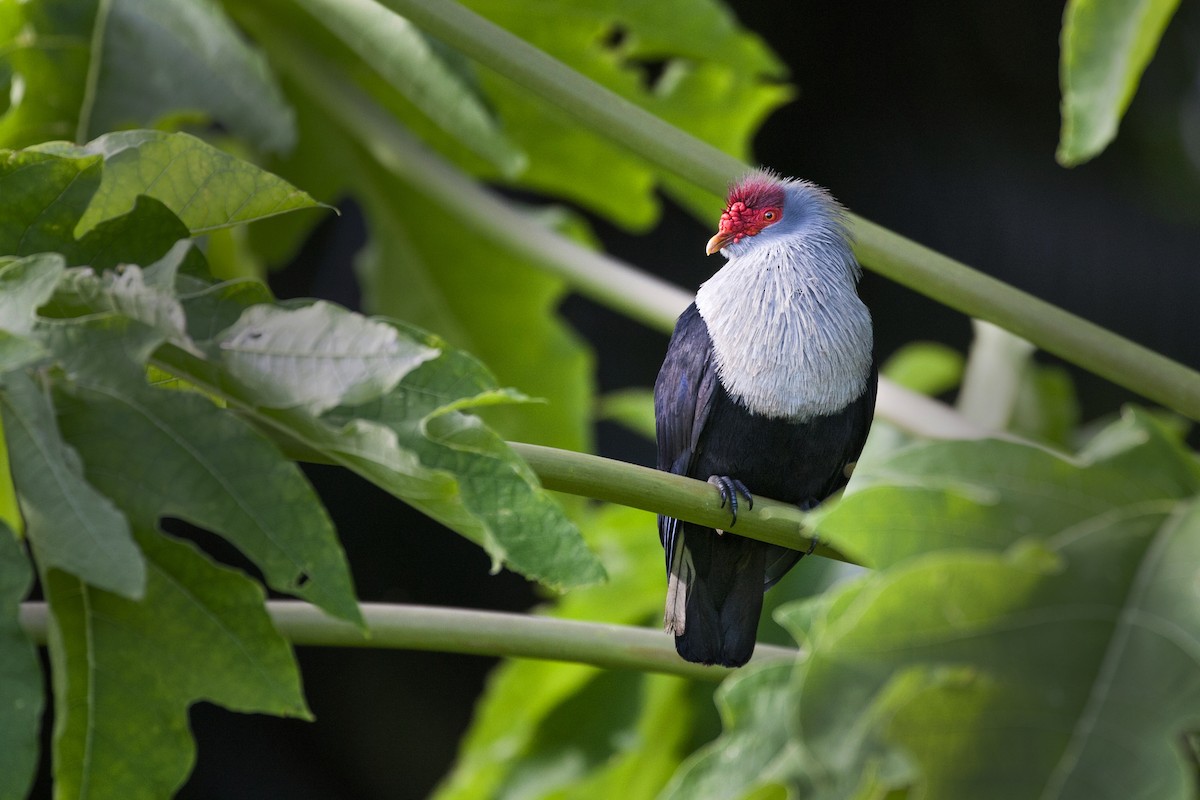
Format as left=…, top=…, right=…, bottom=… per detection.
left=0, top=525, right=42, bottom=800
left=0, top=150, right=196, bottom=271
left=462, top=0, right=791, bottom=228
left=677, top=410, right=1200, bottom=799
left=0, top=254, right=63, bottom=373
left=0, top=331, right=46, bottom=375
left=41, top=311, right=360, bottom=624
left=0, top=0, right=99, bottom=148
left=0, top=149, right=102, bottom=256
left=437, top=500, right=841, bottom=800
left=434, top=505, right=710, bottom=800
left=51, top=262, right=189, bottom=344
left=658, top=662, right=798, bottom=800
left=0, top=370, right=144, bottom=598
left=325, top=335, right=605, bottom=589
left=178, top=275, right=274, bottom=343
left=0, top=253, right=66, bottom=334
left=216, top=300, right=439, bottom=414
left=775, top=505, right=1200, bottom=800
left=44, top=526, right=309, bottom=800
left=292, top=0, right=524, bottom=174
left=597, top=388, right=656, bottom=441
left=352, top=152, right=595, bottom=452
left=814, top=407, right=1200, bottom=568
left=0, top=411, right=22, bottom=536
left=881, top=341, right=964, bottom=396
left=71, top=195, right=195, bottom=271
left=72, top=129, right=326, bottom=235
left=1058, top=0, right=1181, bottom=165
left=87, top=0, right=296, bottom=152
left=240, top=0, right=787, bottom=229
left=1010, top=362, right=1081, bottom=448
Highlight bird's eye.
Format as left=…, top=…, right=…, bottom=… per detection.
left=762, top=210, right=777, bottom=222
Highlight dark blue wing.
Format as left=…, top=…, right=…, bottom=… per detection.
left=653, top=303, right=718, bottom=567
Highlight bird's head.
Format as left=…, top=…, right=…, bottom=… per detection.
left=705, top=170, right=851, bottom=263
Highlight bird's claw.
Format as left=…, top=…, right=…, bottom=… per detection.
left=707, top=475, right=753, bottom=527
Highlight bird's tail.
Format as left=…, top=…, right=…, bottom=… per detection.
left=663, top=521, right=767, bottom=668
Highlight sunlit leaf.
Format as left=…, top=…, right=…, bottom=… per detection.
left=0, top=149, right=197, bottom=271
left=1058, top=0, right=1181, bottom=165
left=72, top=130, right=326, bottom=235
left=217, top=300, right=438, bottom=414
left=881, top=341, right=964, bottom=397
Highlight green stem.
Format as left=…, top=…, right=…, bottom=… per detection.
left=18, top=600, right=798, bottom=681
left=511, top=442, right=857, bottom=564
left=383, top=0, right=1200, bottom=421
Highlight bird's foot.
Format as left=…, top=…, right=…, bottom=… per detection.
left=802, top=534, right=819, bottom=557
left=707, top=475, right=753, bottom=527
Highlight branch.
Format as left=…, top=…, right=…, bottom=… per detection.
left=17, top=601, right=799, bottom=681
left=385, top=0, right=1200, bottom=422
left=510, top=442, right=859, bottom=564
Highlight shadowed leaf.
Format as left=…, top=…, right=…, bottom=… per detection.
left=0, top=526, right=41, bottom=800
left=44, top=527, right=309, bottom=800
left=0, top=371, right=144, bottom=598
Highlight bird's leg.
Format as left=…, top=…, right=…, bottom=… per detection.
left=707, top=475, right=753, bottom=528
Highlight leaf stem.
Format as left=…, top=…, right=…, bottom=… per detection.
left=18, top=601, right=799, bottom=681
left=384, top=0, right=1200, bottom=421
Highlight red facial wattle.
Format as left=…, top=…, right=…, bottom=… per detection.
left=705, top=201, right=783, bottom=255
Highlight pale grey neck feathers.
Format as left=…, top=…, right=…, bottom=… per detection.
left=695, top=185, right=873, bottom=420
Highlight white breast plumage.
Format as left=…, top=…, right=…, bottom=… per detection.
left=695, top=240, right=873, bottom=421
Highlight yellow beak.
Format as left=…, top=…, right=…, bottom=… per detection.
left=705, top=231, right=732, bottom=256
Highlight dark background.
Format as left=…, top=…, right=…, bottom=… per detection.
left=35, top=3, right=1200, bottom=798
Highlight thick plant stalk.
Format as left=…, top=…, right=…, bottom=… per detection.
left=510, top=443, right=858, bottom=563
left=18, top=601, right=798, bottom=680
left=381, top=0, right=1200, bottom=421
